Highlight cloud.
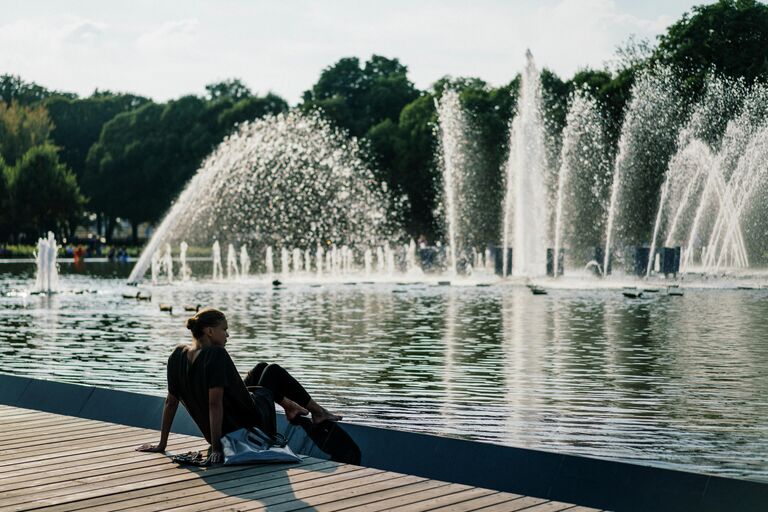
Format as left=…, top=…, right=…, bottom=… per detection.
left=136, top=19, right=199, bottom=50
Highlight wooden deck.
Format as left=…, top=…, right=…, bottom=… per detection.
left=0, top=405, right=603, bottom=511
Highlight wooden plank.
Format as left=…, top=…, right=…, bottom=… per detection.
left=298, top=479, right=451, bottom=512
left=81, top=462, right=362, bottom=512
left=427, top=491, right=522, bottom=511
left=565, top=507, right=603, bottom=511
left=2, top=423, right=134, bottom=449
left=384, top=486, right=498, bottom=512
left=238, top=474, right=427, bottom=512
left=0, top=432, right=200, bottom=475
left=0, top=429, right=163, bottom=461
left=473, top=496, right=551, bottom=511
left=0, top=439, right=206, bottom=492
left=321, top=482, right=477, bottom=512
left=514, top=501, right=581, bottom=512
left=0, top=414, right=100, bottom=430
left=202, top=471, right=412, bottom=512
left=0, top=432, right=195, bottom=473
left=29, top=459, right=330, bottom=510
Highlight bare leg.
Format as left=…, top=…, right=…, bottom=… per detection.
left=306, top=398, right=342, bottom=424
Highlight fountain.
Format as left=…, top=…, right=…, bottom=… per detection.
left=34, top=232, right=59, bottom=294
left=212, top=241, right=223, bottom=280
left=124, top=54, right=768, bottom=286
left=226, top=243, right=239, bottom=279
left=179, top=241, right=191, bottom=281
left=240, top=246, right=251, bottom=276
left=128, top=110, right=399, bottom=283
left=501, top=50, right=549, bottom=277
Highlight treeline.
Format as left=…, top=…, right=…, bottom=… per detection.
left=0, top=0, right=766, bottom=245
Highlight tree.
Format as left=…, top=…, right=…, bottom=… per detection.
left=85, top=90, right=289, bottom=242
left=0, top=74, right=75, bottom=106
left=7, top=145, right=84, bottom=240
left=0, top=156, right=10, bottom=240
left=44, top=93, right=150, bottom=183
left=216, top=93, right=289, bottom=129
left=205, top=79, right=253, bottom=101
left=0, top=101, right=54, bottom=165
left=302, top=55, right=419, bottom=137
left=654, top=0, right=768, bottom=96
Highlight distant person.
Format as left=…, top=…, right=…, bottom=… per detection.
left=137, top=308, right=341, bottom=464
left=117, top=247, right=128, bottom=263
left=73, top=245, right=85, bottom=263
left=107, top=247, right=116, bottom=261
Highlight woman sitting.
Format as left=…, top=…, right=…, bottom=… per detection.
left=137, top=307, right=341, bottom=464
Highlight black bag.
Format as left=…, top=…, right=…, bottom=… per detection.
left=247, top=386, right=277, bottom=437
left=283, top=417, right=361, bottom=465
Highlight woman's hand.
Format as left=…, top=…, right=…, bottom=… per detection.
left=136, top=443, right=166, bottom=453
left=207, top=448, right=224, bottom=465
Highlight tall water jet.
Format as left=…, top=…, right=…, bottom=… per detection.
left=212, top=241, right=223, bottom=280
left=437, top=90, right=471, bottom=275
left=265, top=246, right=274, bottom=275
left=502, top=50, right=549, bottom=277
left=603, top=66, right=686, bottom=275
left=34, top=232, right=59, bottom=293
left=179, top=241, right=191, bottom=281
left=280, top=248, right=290, bottom=277
left=162, top=243, right=173, bottom=283
left=316, top=246, right=324, bottom=277
left=226, top=244, right=239, bottom=279
left=240, top=246, right=251, bottom=276
left=128, top=110, right=401, bottom=282
left=553, top=89, right=611, bottom=275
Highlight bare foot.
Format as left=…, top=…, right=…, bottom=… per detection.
left=281, top=398, right=309, bottom=422
left=311, top=408, right=343, bottom=424
left=304, top=399, right=342, bottom=424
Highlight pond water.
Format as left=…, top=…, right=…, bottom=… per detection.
left=1, top=261, right=767, bottom=482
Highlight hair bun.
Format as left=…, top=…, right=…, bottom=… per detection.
left=185, top=317, right=197, bottom=330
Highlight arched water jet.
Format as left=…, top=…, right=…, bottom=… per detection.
left=603, top=67, right=686, bottom=276
left=128, top=110, right=400, bottom=283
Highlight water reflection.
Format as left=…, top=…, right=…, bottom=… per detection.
left=0, top=263, right=766, bottom=481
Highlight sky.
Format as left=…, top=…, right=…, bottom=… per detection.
left=1, top=0, right=714, bottom=104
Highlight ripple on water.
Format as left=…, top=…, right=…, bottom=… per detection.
left=0, top=265, right=767, bottom=482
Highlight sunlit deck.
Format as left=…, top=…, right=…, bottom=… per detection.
left=0, top=405, right=601, bottom=511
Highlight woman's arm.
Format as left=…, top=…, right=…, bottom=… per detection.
left=136, top=393, right=179, bottom=452
left=208, top=386, right=225, bottom=463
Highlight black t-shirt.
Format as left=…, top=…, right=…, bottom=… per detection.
left=166, top=344, right=269, bottom=442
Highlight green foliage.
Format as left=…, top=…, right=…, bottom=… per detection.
left=0, top=156, right=10, bottom=238
left=0, top=74, right=75, bottom=105
left=44, top=93, right=150, bottom=182
left=7, top=145, right=84, bottom=239
left=216, top=93, right=289, bottom=129
left=302, top=55, right=419, bottom=137
left=0, top=101, right=54, bottom=165
left=205, top=79, right=253, bottom=101
left=85, top=90, right=289, bottom=241
left=654, top=0, right=768, bottom=95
